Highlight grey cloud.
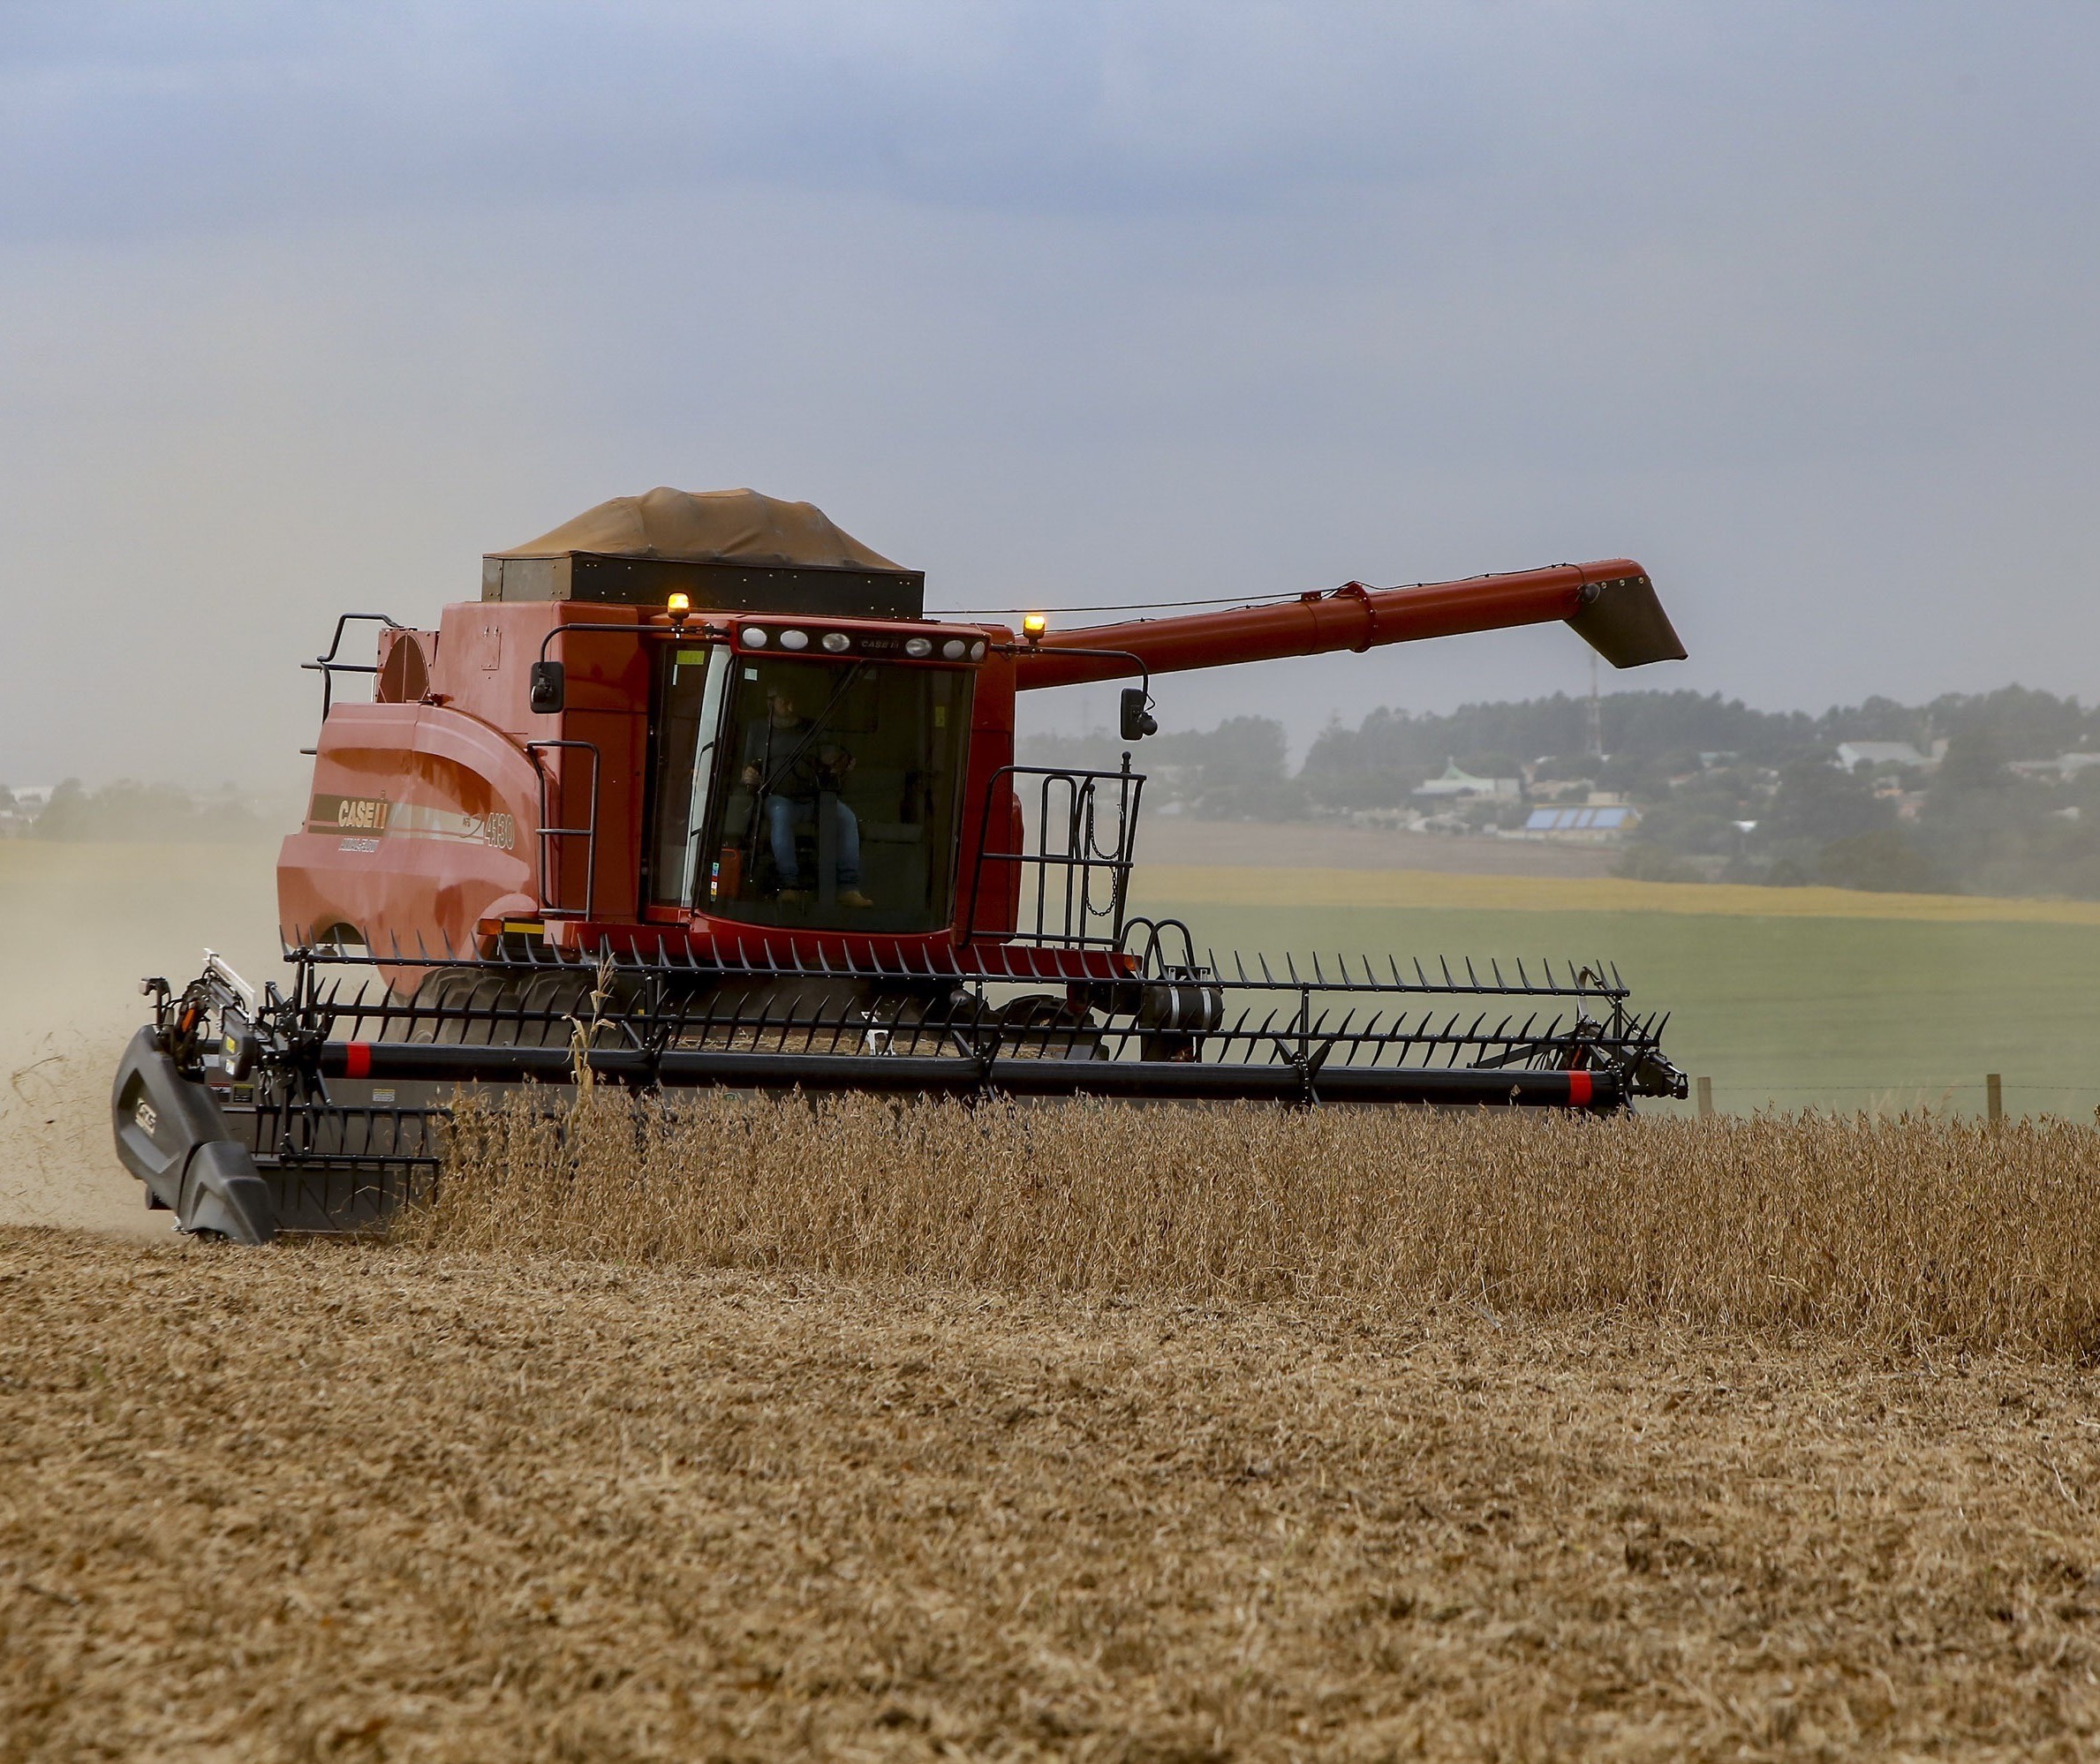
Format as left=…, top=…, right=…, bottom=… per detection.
left=3, top=2, right=2099, bottom=781
left=11, top=1, right=2004, bottom=237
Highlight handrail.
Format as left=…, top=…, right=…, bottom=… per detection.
left=525, top=739, right=602, bottom=921
left=298, top=613, right=404, bottom=752
left=962, top=757, right=1144, bottom=951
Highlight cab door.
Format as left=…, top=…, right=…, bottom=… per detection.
left=641, top=642, right=732, bottom=912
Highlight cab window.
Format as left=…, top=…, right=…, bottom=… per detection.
left=698, top=657, right=973, bottom=934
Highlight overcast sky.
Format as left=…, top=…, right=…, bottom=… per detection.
left=4, top=0, right=2097, bottom=783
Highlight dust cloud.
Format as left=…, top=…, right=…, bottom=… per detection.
left=0, top=842, right=281, bottom=1234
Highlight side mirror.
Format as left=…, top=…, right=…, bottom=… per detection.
left=1120, top=687, right=1158, bottom=743
left=529, top=660, right=566, bottom=715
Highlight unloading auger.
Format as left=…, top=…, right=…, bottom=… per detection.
left=113, top=487, right=1689, bottom=1241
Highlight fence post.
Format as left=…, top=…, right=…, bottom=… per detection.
left=1986, top=1073, right=2003, bottom=1124
left=1696, top=1075, right=1714, bottom=1119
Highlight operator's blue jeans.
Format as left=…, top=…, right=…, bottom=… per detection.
left=767, top=795, right=860, bottom=888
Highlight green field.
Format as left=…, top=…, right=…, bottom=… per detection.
left=1136, top=893, right=2100, bottom=1119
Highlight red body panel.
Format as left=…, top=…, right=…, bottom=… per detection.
left=278, top=701, right=540, bottom=959
left=960, top=647, right=1022, bottom=941
left=280, top=599, right=652, bottom=982
left=538, top=919, right=1134, bottom=983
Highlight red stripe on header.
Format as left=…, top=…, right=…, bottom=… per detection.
left=1567, top=1070, right=1593, bottom=1108
left=344, top=1042, right=372, bottom=1079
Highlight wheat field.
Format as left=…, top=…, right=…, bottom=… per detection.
left=421, top=1094, right=2100, bottom=1360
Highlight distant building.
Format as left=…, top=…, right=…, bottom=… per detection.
left=1511, top=804, right=1640, bottom=843
left=1835, top=741, right=1939, bottom=772
left=0, top=784, right=52, bottom=838
left=2009, top=753, right=2100, bottom=782
left=1412, top=759, right=1520, bottom=801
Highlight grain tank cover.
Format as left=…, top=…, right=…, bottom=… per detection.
left=483, top=486, right=924, bottom=618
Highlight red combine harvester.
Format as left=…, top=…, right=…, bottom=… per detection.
left=114, top=488, right=1688, bottom=1241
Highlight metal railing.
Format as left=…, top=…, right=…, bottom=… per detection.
left=525, top=739, right=601, bottom=920
left=298, top=613, right=404, bottom=752
left=964, top=757, right=1143, bottom=950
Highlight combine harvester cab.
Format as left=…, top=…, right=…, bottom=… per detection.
left=113, top=487, right=1690, bottom=1241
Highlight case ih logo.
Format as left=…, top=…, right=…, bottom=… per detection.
left=334, top=797, right=392, bottom=832
left=310, top=795, right=515, bottom=848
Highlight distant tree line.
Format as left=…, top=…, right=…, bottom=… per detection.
left=1023, top=717, right=1303, bottom=821
left=1024, top=684, right=2100, bottom=899
left=4, top=779, right=273, bottom=842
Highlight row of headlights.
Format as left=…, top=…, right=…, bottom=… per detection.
left=738, top=626, right=987, bottom=662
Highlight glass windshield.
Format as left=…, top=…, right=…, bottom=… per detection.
left=659, top=653, right=974, bottom=933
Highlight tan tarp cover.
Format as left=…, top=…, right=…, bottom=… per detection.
left=491, top=486, right=904, bottom=570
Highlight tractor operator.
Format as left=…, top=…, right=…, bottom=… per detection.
left=739, top=686, right=873, bottom=908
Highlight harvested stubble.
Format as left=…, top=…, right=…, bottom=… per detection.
left=11, top=1226, right=2100, bottom=1762
left=419, top=1095, right=2100, bottom=1359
